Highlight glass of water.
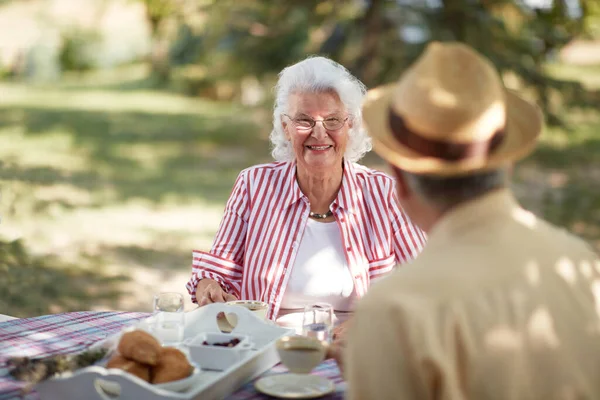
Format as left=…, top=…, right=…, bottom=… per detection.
left=152, top=292, right=185, bottom=346
left=301, top=303, right=334, bottom=343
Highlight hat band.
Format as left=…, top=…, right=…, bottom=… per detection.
left=388, top=108, right=505, bottom=161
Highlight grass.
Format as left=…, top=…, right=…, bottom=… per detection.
left=0, top=63, right=598, bottom=318
left=513, top=64, right=600, bottom=249
left=0, top=73, right=273, bottom=317
left=0, top=239, right=128, bottom=316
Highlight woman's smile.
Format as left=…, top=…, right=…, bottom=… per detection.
left=305, top=144, right=333, bottom=152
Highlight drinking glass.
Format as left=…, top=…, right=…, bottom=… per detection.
left=301, top=303, right=334, bottom=343
left=152, top=292, right=185, bottom=346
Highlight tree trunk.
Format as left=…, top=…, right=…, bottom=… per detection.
left=150, top=40, right=171, bottom=83
left=353, top=0, right=384, bottom=86
left=146, top=9, right=170, bottom=83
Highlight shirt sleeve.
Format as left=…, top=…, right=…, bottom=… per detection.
left=390, top=186, right=427, bottom=263
left=185, top=171, right=250, bottom=303
left=346, top=293, right=428, bottom=400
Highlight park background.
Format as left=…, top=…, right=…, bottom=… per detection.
left=0, top=0, right=599, bottom=317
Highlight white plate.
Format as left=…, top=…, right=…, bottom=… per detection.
left=255, top=373, right=334, bottom=399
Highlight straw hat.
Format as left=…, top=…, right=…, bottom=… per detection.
left=362, top=42, right=543, bottom=176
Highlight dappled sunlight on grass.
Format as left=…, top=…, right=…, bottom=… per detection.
left=0, top=239, right=128, bottom=318
left=0, top=82, right=241, bottom=116
left=514, top=107, right=600, bottom=251
left=546, top=64, right=600, bottom=90
left=533, top=113, right=600, bottom=168
left=0, top=127, right=92, bottom=172
left=0, top=84, right=271, bottom=211
left=0, top=79, right=272, bottom=316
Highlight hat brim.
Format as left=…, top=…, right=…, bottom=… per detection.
left=362, top=84, right=543, bottom=176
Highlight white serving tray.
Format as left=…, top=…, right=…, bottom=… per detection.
left=35, top=304, right=293, bottom=400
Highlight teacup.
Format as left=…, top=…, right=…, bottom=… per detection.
left=223, top=300, right=269, bottom=329
left=276, top=335, right=328, bottom=374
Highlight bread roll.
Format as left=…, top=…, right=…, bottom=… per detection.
left=117, top=330, right=161, bottom=366
left=151, top=347, right=192, bottom=384
left=105, top=353, right=151, bottom=382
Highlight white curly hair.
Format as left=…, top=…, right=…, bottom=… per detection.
left=270, top=56, right=372, bottom=162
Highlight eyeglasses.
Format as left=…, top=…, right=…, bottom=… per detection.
left=283, top=114, right=349, bottom=131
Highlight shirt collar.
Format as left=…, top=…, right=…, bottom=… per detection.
left=428, top=188, right=521, bottom=242
left=332, top=160, right=359, bottom=215
left=285, top=161, right=304, bottom=208
left=284, top=160, right=359, bottom=215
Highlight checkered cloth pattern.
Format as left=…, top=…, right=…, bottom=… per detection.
left=0, top=311, right=148, bottom=400
left=0, top=312, right=345, bottom=400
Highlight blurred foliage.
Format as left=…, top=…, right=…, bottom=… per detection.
left=0, top=58, right=7, bottom=79
left=136, top=0, right=176, bottom=35
left=582, top=0, right=600, bottom=38
left=131, top=0, right=600, bottom=123
left=59, top=28, right=103, bottom=72
left=131, top=0, right=181, bottom=82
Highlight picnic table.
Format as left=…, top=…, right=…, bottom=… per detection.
left=0, top=311, right=345, bottom=400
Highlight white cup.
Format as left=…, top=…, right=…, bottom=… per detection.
left=276, top=335, right=328, bottom=374
left=224, top=300, right=269, bottom=329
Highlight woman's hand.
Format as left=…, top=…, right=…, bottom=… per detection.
left=196, top=278, right=237, bottom=306
left=326, top=342, right=346, bottom=378
left=332, top=318, right=352, bottom=347
left=326, top=318, right=353, bottom=378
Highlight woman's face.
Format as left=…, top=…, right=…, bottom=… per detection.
left=283, top=91, right=351, bottom=173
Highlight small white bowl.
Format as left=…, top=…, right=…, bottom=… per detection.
left=183, top=332, right=253, bottom=371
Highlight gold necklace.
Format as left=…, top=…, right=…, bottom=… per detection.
left=309, top=210, right=333, bottom=219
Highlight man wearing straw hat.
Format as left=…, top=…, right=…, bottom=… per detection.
left=346, top=42, right=600, bottom=399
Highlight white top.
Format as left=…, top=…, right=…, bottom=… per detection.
left=277, top=219, right=357, bottom=328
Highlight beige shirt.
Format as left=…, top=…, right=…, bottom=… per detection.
left=347, top=189, right=600, bottom=400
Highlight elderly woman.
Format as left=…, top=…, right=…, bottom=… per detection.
left=185, top=56, right=425, bottom=335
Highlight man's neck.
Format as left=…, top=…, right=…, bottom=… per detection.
left=419, top=187, right=509, bottom=234
left=415, top=207, right=444, bottom=234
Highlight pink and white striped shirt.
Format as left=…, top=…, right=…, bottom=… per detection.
left=186, top=160, right=426, bottom=320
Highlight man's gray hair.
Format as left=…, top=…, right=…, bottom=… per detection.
left=401, top=168, right=508, bottom=211
left=270, top=56, right=372, bottom=162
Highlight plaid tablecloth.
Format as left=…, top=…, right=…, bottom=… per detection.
left=0, top=312, right=345, bottom=400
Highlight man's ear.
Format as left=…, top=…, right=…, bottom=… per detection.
left=390, top=165, right=410, bottom=200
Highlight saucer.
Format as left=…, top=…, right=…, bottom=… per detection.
left=255, top=374, right=334, bottom=399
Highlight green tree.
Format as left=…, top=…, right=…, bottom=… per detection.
left=164, top=0, right=598, bottom=122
